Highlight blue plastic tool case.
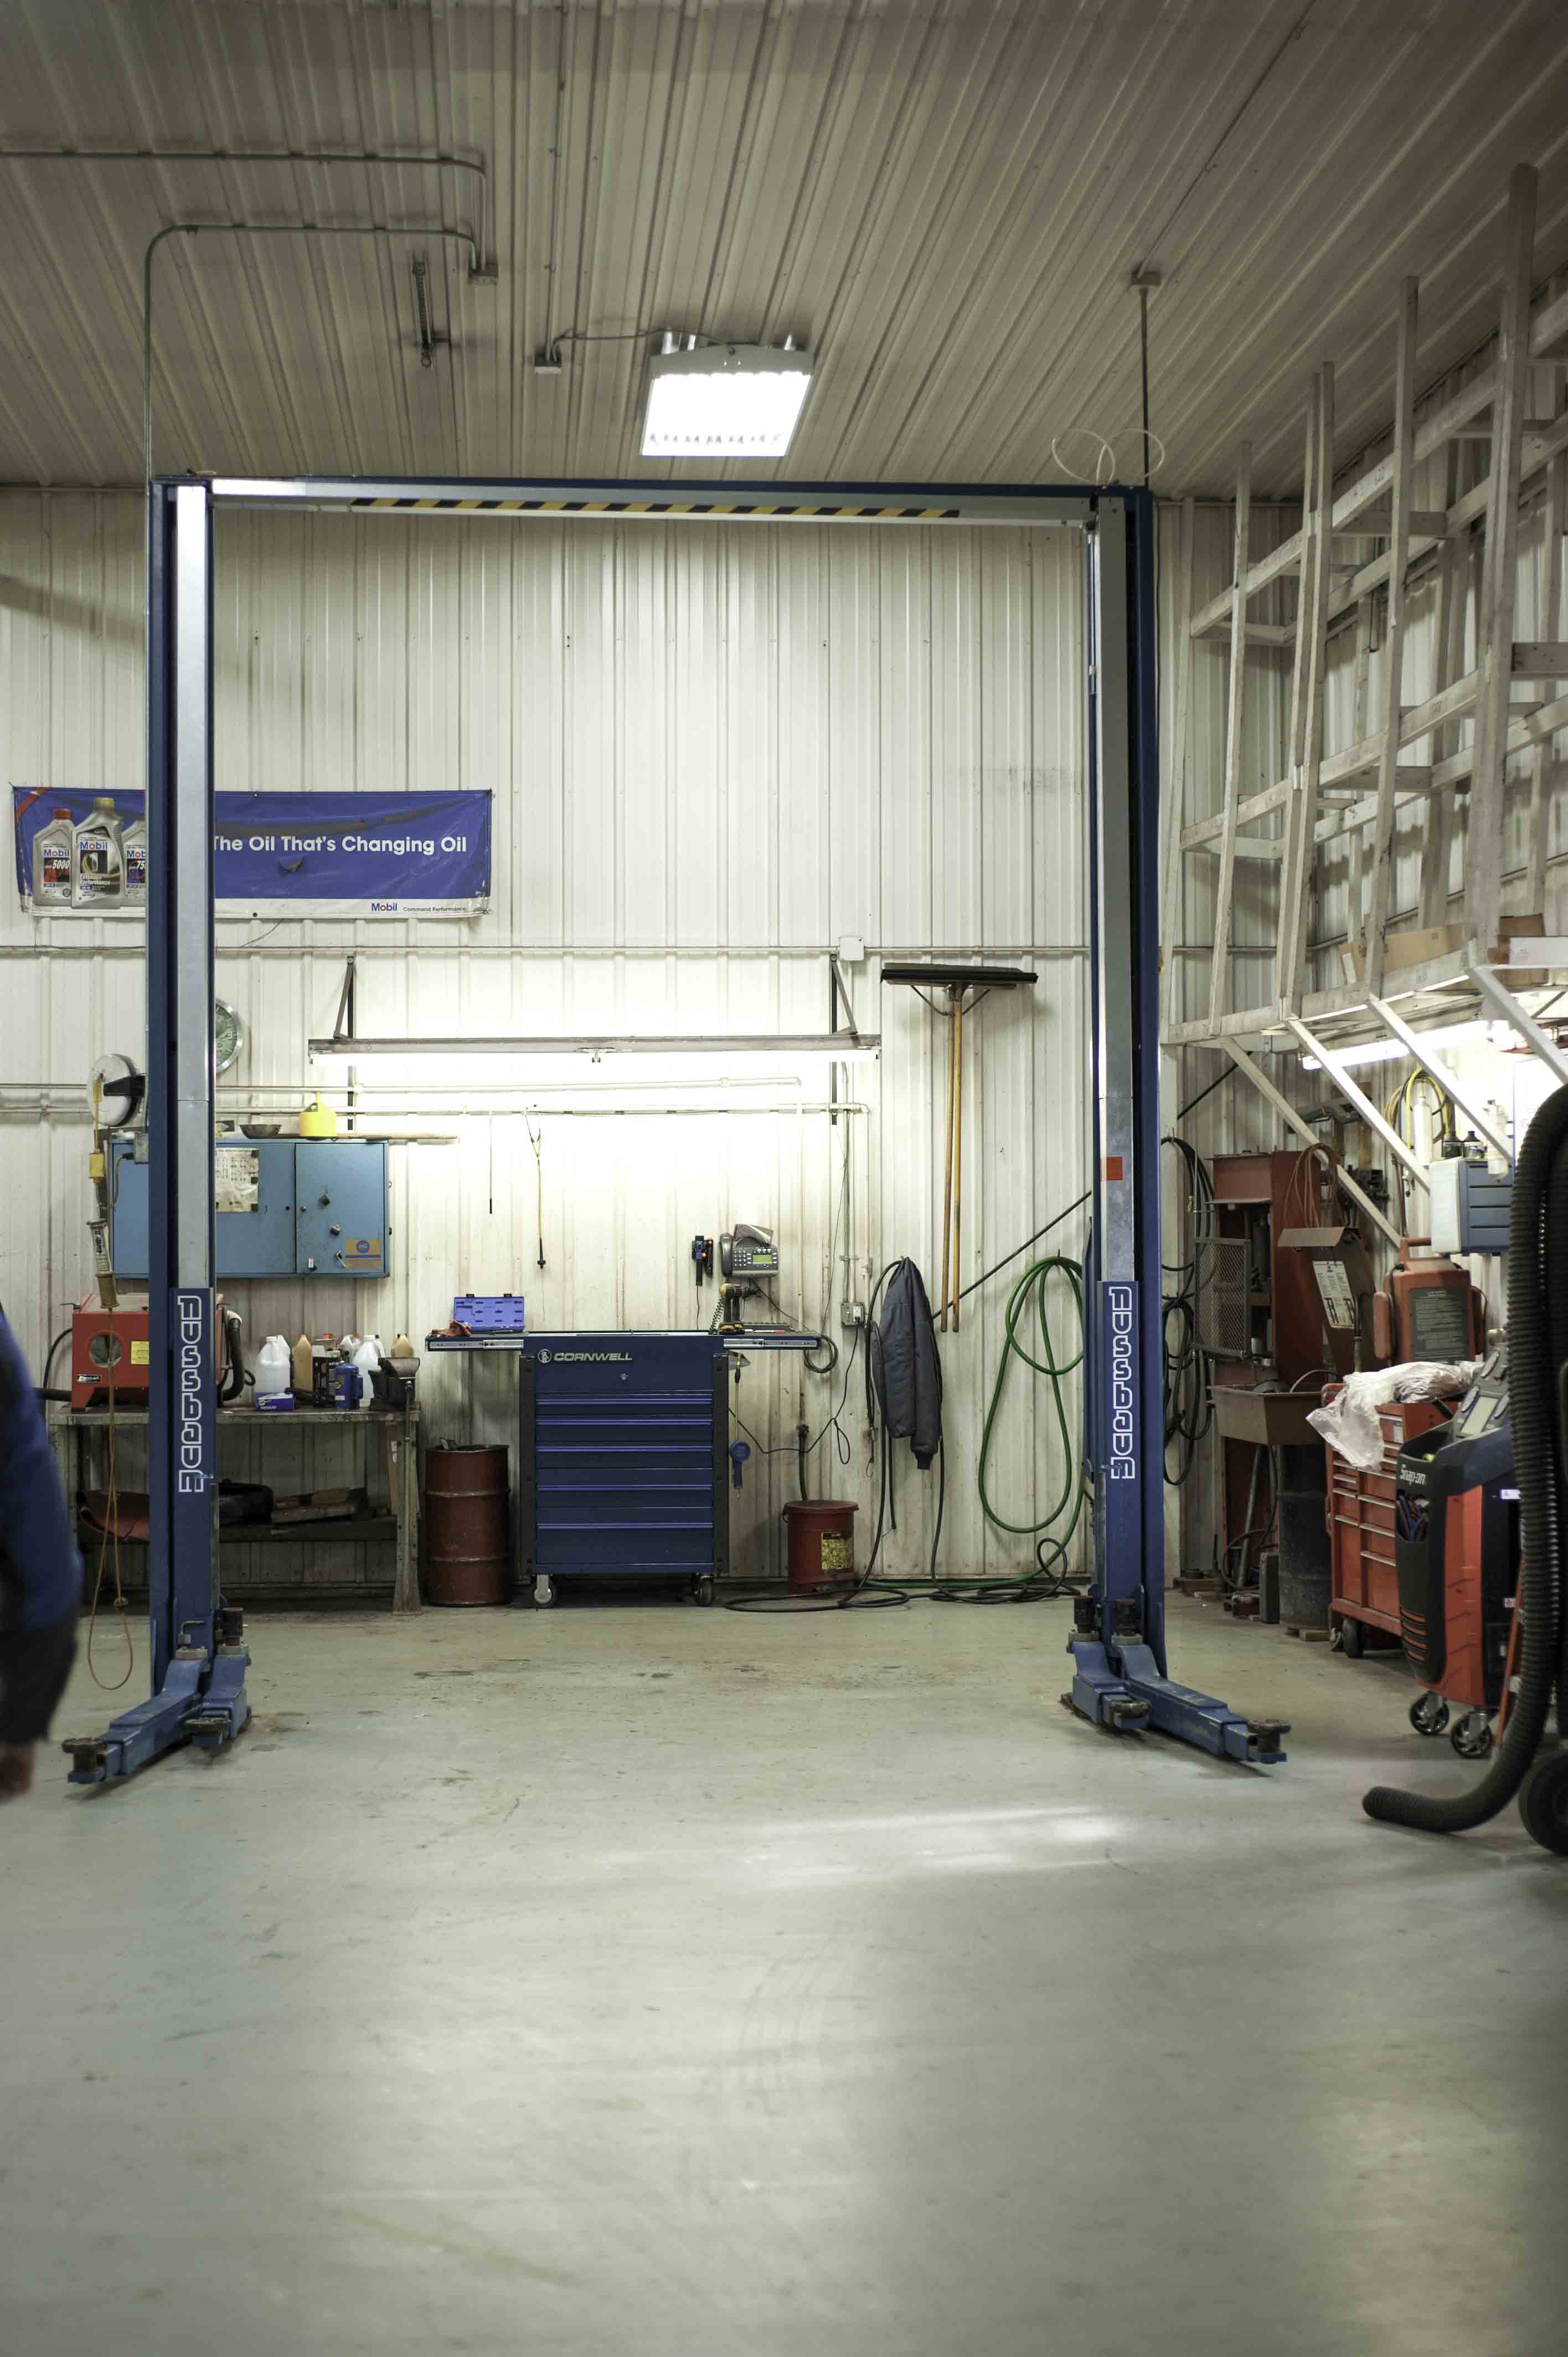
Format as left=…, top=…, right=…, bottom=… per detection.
left=518, top=1332, right=728, bottom=1590
left=109, top=1136, right=389, bottom=1280
left=453, top=1293, right=527, bottom=1332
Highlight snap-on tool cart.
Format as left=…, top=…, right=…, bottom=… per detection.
left=1327, top=1389, right=1452, bottom=1655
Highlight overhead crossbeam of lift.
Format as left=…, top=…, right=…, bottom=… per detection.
left=76, top=469, right=1272, bottom=1782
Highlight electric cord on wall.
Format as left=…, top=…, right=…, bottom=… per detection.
left=85, top=1363, right=133, bottom=1691
left=1162, top=1134, right=1215, bottom=1487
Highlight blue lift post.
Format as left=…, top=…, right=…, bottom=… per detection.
left=1066, top=489, right=1286, bottom=1767
left=65, top=481, right=251, bottom=1785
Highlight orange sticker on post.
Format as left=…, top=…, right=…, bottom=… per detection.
left=1104, top=1156, right=1125, bottom=1181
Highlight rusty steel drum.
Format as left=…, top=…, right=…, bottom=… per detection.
left=423, top=1443, right=509, bottom=1605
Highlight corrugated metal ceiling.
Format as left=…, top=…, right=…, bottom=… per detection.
left=1, top=0, right=1566, bottom=496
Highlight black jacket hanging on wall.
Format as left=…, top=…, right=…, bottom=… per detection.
left=871, top=1259, right=943, bottom=1469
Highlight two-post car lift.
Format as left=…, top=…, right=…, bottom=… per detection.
left=68, top=471, right=1281, bottom=1783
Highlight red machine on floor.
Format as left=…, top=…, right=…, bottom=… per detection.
left=70, top=1306, right=150, bottom=1407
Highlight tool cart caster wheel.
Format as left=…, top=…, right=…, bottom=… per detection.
left=1409, top=1694, right=1450, bottom=1738
left=1339, top=1617, right=1365, bottom=1660
left=1450, top=1711, right=1493, bottom=1760
left=1519, top=1751, right=1568, bottom=1855
left=693, top=1575, right=716, bottom=1607
left=533, top=1574, right=556, bottom=1609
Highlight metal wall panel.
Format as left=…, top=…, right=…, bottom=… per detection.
left=1, top=490, right=1089, bottom=1586
left=1, top=3, right=1567, bottom=495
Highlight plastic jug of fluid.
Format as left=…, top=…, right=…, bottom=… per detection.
left=122, top=814, right=147, bottom=905
left=33, top=807, right=74, bottom=905
left=351, top=1336, right=380, bottom=1409
left=73, top=797, right=125, bottom=907
left=255, top=1335, right=292, bottom=1401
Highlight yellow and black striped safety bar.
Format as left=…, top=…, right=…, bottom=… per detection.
left=354, top=496, right=962, bottom=519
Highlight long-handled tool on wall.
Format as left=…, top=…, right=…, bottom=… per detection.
left=881, top=963, right=1038, bottom=1332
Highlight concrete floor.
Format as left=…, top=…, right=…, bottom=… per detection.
left=6, top=1596, right=1568, bottom=2357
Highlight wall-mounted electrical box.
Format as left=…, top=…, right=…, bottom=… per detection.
left=1428, top=1158, right=1513, bottom=1256
left=107, top=1137, right=389, bottom=1280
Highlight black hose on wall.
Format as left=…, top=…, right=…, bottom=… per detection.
left=1363, top=1080, right=1568, bottom=1834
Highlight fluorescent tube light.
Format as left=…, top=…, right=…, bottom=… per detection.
left=1298, top=1019, right=1504, bottom=1072
left=641, top=342, right=813, bottom=459
left=307, top=1035, right=878, bottom=1090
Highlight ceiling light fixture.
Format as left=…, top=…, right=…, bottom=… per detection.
left=641, top=338, right=813, bottom=460
left=307, top=1035, right=878, bottom=1089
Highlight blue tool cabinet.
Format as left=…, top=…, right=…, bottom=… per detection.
left=517, top=1332, right=729, bottom=1603
left=109, top=1136, right=389, bottom=1280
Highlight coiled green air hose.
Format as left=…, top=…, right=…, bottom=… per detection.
left=951, top=1253, right=1089, bottom=1599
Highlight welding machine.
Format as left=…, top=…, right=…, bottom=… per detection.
left=1394, top=1343, right=1516, bottom=1758
left=70, top=1306, right=151, bottom=1406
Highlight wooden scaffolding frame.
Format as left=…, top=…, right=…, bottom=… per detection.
left=1163, top=164, right=1568, bottom=1069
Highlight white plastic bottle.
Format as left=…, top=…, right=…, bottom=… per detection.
left=122, top=813, right=147, bottom=905
left=352, top=1335, right=380, bottom=1411
left=73, top=797, right=125, bottom=908
left=255, top=1335, right=292, bottom=1401
left=32, top=807, right=75, bottom=906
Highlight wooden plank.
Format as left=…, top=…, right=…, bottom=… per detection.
left=1278, top=368, right=1335, bottom=1008
left=1524, top=450, right=1566, bottom=913
left=1187, top=283, right=1568, bottom=644
left=1158, top=496, right=1196, bottom=1033
left=1535, top=284, right=1568, bottom=356
left=1208, top=444, right=1252, bottom=1030
left=1275, top=380, right=1321, bottom=1007
left=1162, top=939, right=1476, bottom=1048
left=1190, top=838, right=1282, bottom=861
left=1192, top=619, right=1297, bottom=645
left=1332, top=508, right=1449, bottom=538
left=1512, top=641, right=1568, bottom=677
left=1467, top=167, right=1539, bottom=948
left=1419, top=425, right=1470, bottom=930
left=1186, top=379, right=1497, bottom=637
left=1363, top=282, right=1421, bottom=995
left=1412, top=689, right=1568, bottom=796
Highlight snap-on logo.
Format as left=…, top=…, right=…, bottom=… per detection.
left=176, top=1291, right=209, bottom=1493
left=1107, top=1284, right=1137, bottom=1483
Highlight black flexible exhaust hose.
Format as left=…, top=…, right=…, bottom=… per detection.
left=1363, top=1081, right=1568, bottom=1833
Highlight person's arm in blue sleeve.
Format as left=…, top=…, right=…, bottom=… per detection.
left=0, top=1311, right=84, bottom=1797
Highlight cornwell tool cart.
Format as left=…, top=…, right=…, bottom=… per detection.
left=69, top=469, right=1273, bottom=1784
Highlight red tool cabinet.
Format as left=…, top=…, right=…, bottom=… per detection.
left=1327, top=1393, right=1452, bottom=1645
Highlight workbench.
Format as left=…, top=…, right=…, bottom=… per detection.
left=48, top=1402, right=421, bottom=1613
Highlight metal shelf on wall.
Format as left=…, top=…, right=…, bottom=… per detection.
left=74, top=1514, right=401, bottom=1550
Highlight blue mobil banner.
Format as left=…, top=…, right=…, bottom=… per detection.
left=13, top=787, right=491, bottom=918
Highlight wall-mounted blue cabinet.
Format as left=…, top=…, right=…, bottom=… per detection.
left=108, top=1137, right=389, bottom=1280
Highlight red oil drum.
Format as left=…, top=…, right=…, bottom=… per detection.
left=424, top=1444, right=509, bottom=1605
left=782, top=1499, right=858, bottom=1592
